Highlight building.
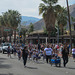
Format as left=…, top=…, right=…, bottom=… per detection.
left=26, top=24, right=75, bottom=46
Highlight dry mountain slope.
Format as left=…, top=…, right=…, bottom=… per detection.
left=33, top=19, right=45, bottom=31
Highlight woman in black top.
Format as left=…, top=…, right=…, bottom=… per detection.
left=7, top=46, right=11, bottom=58
left=62, top=45, right=69, bottom=67
left=22, top=46, right=29, bottom=67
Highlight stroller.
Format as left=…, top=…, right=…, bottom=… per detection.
left=50, top=54, right=61, bottom=67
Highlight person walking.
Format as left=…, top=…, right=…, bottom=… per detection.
left=22, top=46, right=29, bottom=67
left=7, top=46, right=11, bottom=58
left=72, top=46, right=75, bottom=62
left=62, top=45, right=69, bottom=67
left=44, top=45, right=53, bottom=63
left=13, top=46, right=17, bottom=57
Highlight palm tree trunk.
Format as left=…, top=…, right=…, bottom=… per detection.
left=5, top=36, right=7, bottom=42
left=14, top=30, right=16, bottom=44
left=48, top=31, right=51, bottom=43
left=61, top=28, right=64, bottom=44
left=24, top=35, right=26, bottom=44
left=24, top=37, right=25, bottom=44
left=9, top=34, right=11, bottom=43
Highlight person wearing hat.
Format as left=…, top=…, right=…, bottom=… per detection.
left=72, top=46, right=75, bottom=62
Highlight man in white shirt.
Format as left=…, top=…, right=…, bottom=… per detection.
left=44, top=45, right=53, bottom=63
left=72, top=46, right=75, bottom=62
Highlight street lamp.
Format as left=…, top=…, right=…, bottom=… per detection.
left=66, top=0, right=72, bottom=49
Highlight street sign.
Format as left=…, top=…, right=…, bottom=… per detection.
left=4, top=29, right=11, bottom=32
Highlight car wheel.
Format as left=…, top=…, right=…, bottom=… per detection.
left=3, top=51, right=4, bottom=54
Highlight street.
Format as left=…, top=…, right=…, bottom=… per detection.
left=0, top=53, right=75, bottom=75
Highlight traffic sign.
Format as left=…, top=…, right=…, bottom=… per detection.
left=4, top=29, right=11, bottom=32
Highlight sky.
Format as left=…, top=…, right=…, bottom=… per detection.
left=0, top=0, right=75, bottom=19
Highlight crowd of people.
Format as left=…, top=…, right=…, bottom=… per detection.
left=6, top=43, right=75, bottom=68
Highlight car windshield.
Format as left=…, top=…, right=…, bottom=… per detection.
left=3, top=44, right=11, bottom=46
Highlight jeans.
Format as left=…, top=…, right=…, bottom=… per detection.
left=23, top=57, right=27, bottom=66
left=46, top=55, right=52, bottom=63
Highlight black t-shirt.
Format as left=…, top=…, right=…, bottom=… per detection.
left=22, top=49, right=28, bottom=57
left=62, top=49, right=69, bottom=57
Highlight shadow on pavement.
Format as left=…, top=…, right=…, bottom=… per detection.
left=0, top=61, right=4, bottom=63
left=26, top=66, right=38, bottom=69
left=55, top=66, right=75, bottom=69
left=0, top=74, right=8, bottom=75
left=0, top=64, right=12, bottom=69
left=0, top=58, right=7, bottom=60
left=66, top=67, right=75, bottom=69
left=0, top=73, right=13, bottom=75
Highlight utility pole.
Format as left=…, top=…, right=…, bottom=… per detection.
left=66, top=0, right=72, bottom=49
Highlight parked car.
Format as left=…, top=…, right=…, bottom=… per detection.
left=0, top=46, right=2, bottom=52
left=1, top=43, right=13, bottom=54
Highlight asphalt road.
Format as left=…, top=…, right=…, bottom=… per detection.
left=0, top=53, right=75, bottom=75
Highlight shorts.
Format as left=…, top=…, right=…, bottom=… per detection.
left=72, top=54, right=75, bottom=58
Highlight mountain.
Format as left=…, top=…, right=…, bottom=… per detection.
left=33, top=19, right=45, bottom=31
left=69, top=4, right=75, bottom=17
left=66, top=4, right=75, bottom=30
left=21, top=16, right=40, bottom=25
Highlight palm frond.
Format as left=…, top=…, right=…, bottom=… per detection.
left=39, top=3, right=47, bottom=15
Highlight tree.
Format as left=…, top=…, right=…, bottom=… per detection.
left=29, top=23, right=34, bottom=33
left=39, top=0, right=61, bottom=42
left=43, top=26, right=57, bottom=37
left=7, top=10, right=21, bottom=43
left=20, top=28, right=28, bottom=44
left=0, top=10, right=21, bottom=43
left=0, top=15, right=8, bottom=41
left=56, top=7, right=68, bottom=44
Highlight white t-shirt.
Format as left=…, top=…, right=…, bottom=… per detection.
left=72, top=48, right=75, bottom=54
left=44, top=48, right=52, bottom=55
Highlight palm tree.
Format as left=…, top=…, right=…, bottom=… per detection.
left=0, top=10, right=21, bottom=43
left=56, top=7, right=68, bottom=44
left=21, top=28, right=28, bottom=44
left=0, top=16, right=5, bottom=26
left=7, top=10, right=21, bottom=43
left=39, top=0, right=61, bottom=42
left=0, top=15, right=8, bottom=41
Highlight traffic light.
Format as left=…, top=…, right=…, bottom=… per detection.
left=20, top=35, right=22, bottom=39
left=20, top=36, right=22, bottom=38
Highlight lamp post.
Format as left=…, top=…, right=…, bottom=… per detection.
left=66, top=0, right=72, bottom=49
